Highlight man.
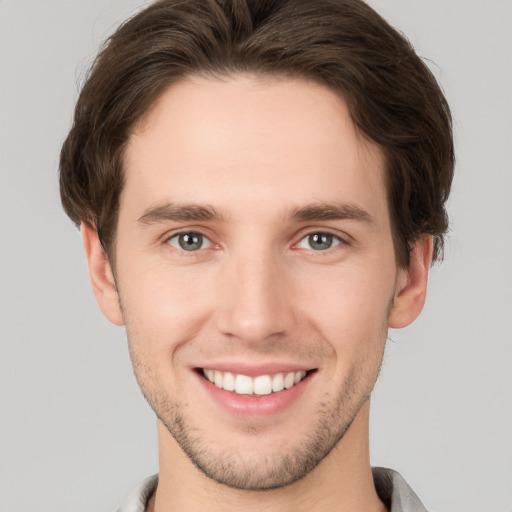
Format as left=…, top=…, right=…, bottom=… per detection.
left=59, top=0, right=454, bottom=510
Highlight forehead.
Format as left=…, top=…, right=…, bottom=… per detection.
left=122, top=75, right=387, bottom=224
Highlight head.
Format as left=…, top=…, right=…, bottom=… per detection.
left=60, top=0, right=454, bottom=492
left=60, top=0, right=453, bottom=269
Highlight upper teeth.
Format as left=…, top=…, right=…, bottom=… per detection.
left=202, top=369, right=307, bottom=396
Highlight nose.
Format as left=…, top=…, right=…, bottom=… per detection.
left=214, top=248, right=295, bottom=344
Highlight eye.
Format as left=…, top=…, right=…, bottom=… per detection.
left=297, top=232, right=341, bottom=251
left=167, top=232, right=211, bottom=251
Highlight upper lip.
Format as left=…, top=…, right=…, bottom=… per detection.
left=193, top=362, right=315, bottom=377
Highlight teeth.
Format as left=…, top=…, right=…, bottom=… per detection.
left=202, top=369, right=308, bottom=396
left=284, top=372, right=295, bottom=389
left=253, top=375, right=272, bottom=395
left=235, top=374, right=253, bottom=395
left=294, top=370, right=306, bottom=384
left=223, top=371, right=235, bottom=391
left=272, top=373, right=284, bottom=392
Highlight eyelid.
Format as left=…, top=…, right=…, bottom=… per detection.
left=159, top=225, right=214, bottom=242
left=164, top=229, right=215, bottom=252
left=160, top=226, right=350, bottom=253
left=297, top=232, right=340, bottom=248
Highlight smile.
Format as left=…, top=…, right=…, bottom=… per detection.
left=201, top=368, right=308, bottom=396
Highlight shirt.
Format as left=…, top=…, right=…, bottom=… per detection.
left=116, top=467, right=427, bottom=512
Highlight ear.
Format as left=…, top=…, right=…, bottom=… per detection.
left=388, top=235, right=433, bottom=329
left=81, top=222, right=124, bottom=326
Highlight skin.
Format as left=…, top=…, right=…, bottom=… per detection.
left=82, top=75, right=432, bottom=512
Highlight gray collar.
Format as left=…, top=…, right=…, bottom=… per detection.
left=117, top=467, right=427, bottom=512
left=372, top=467, right=428, bottom=512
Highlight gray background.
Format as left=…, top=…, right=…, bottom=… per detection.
left=1, top=1, right=511, bottom=511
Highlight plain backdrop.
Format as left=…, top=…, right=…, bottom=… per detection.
left=1, top=1, right=511, bottom=511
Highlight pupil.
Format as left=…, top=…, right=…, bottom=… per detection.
left=310, top=233, right=332, bottom=250
left=180, top=233, right=201, bottom=251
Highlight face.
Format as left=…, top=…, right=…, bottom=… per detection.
left=89, top=75, right=425, bottom=490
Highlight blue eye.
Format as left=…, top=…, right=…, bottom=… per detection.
left=297, top=232, right=341, bottom=251
left=167, top=232, right=211, bottom=251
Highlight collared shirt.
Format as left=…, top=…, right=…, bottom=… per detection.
left=116, top=467, right=427, bottom=512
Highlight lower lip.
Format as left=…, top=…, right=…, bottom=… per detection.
left=195, top=371, right=314, bottom=417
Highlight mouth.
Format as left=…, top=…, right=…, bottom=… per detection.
left=199, top=368, right=313, bottom=396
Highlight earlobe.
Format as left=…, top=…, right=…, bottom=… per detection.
left=81, top=222, right=125, bottom=326
left=388, top=235, right=433, bottom=329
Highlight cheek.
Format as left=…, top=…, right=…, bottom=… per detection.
left=117, top=260, right=217, bottom=347
left=119, top=272, right=204, bottom=398
left=116, top=236, right=397, bottom=370
left=297, top=261, right=395, bottom=352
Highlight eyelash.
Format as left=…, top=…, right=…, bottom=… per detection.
left=165, top=230, right=346, bottom=254
left=295, top=232, right=343, bottom=251
left=166, top=231, right=212, bottom=252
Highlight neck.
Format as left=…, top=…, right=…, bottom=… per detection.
left=149, top=401, right=386, bottom=512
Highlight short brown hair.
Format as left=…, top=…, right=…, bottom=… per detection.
left=60, top=0, right=454, bottom=267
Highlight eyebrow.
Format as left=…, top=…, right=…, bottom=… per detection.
left=137, top=201, right=375, bottom=228
left=289, top=202, right=376, bottom=227
left=137, top=202, right=225, bottom=225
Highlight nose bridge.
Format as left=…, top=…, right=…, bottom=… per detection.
left=215, top=243, right=292, bottom=342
